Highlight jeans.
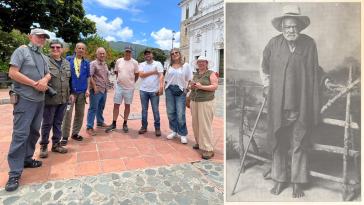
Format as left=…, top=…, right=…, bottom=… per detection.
left=165, top=86, right=188, bottom=136
left=87, top=89, right=107, bottom=128
left=140, top=90, right=160, bottom=128
left=8, top=97, right=44, bottom=178
left=40, top=103, right=67, bottom=144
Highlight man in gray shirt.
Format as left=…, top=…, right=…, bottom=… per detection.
left=6, top=28, right=51, bottom=191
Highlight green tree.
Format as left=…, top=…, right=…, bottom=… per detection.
left=0, top=0, right=96, bottom=44
left=0, top=29, right=30, bottom=61
left=136, top=47, right=167, bottom=65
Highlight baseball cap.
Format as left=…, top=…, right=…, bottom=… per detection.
left=144, top=49, right=152, bottom=55
left=124, top=46, right=133, bottom=52
left=30, top=28, right=50, bottom=39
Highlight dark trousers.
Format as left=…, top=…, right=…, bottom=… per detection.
left=271, top=123, right=308, bottom=183
left=40, top=103, right=67, bottom=145
left=8, top=97, right=44, bottom=178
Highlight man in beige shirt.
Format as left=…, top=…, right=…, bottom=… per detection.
left=106, top=46, right=139, bottom=133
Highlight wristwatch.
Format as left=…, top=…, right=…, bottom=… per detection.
left=184, top=88, right=190, bottom=92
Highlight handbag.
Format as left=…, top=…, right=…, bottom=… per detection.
left=185, top=93, right=191, bottom=108
left=185, top=72, right=197, bottom=109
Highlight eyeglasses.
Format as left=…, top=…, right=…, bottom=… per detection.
left=171, top=52, right=179, bottom=56
left=50, top=46, right=62, bottom=49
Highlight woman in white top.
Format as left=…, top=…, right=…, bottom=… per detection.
left=164, top=48, right=193, bottom=144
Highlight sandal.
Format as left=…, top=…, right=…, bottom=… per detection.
left=24, top=159, right=42, bottom=168
left=60, top=138, right=68, bottom=146
left=71, top=134, right=83, bottom=141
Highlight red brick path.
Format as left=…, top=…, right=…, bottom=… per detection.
left=0, top=87, right=224, bottom=187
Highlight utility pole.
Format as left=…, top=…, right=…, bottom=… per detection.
left=172, top=31, right=175, bottom=49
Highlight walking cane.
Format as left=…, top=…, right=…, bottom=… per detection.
left=231, top=98, right=267, bottom=195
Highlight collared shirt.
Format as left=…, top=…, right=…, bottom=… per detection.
left=90, top=59, right=109, bottom=94
left=139, top=60, right=163, bottom=92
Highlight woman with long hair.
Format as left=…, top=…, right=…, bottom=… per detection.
left=164, top=48, right=193, bottom=143
left=188, top=56, right=218, bottom=159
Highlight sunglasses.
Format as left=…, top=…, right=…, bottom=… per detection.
left=171, top=52, right=179, bottom=56
left=50, top=46, right=62, bottom=49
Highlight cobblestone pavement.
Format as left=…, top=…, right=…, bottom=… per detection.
left=0, top=161, right=224, bottom=205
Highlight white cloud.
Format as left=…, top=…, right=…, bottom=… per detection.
left=116, top=27, right=133, bottom=41
left=85, top=14, right=133, bottom=42
left=132, top=39, right=147, bottom=45
left=87, top=0, right=144, bottom=13
left=131, top=17, right=148, bottom=23
left=85, top=14, right=123, bottom=36
left=151, top=27, right=180, bottom=50
left=105, top=36, right=116, bottom=42
left=141, top=32, right=146, bottom=35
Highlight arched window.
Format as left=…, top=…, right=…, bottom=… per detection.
left=186, top=5, right=189, bottom=19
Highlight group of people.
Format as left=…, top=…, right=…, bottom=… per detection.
left=4, top=28, right=219, bottom=192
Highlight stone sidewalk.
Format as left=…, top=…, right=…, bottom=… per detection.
left=0, top=78, right=224, bottom=204
left=0, top=161, right=224, bottom=205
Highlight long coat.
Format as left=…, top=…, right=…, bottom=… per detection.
left=261, top=34, right=327, bottom=152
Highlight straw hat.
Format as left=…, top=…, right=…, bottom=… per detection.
left=271, top=5, right=310, bottom=32
left=191, top=56, right=214, bottom=69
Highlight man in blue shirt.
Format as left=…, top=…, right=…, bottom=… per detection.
left=61, top=42, right=91, bottom=145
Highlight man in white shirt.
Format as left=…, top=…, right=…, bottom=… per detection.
left=138, top=49, right=164, bottom=136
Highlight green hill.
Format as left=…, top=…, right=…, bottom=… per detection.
left=109, top=41, right=169, bottom=58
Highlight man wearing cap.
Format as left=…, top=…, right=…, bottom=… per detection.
left=138, top=49, right=164, bottom=136
left=106, top=46, right=139, bottom=133
left=260, top=5, right=342, bottom=198
left=61, top=43, right=91, bottom=145
left=6, top=28, right=51, bottom=191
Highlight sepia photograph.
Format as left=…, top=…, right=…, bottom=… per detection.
left=225, top=2, right=361, bottom=202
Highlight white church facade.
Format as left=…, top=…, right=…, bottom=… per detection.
left=178, top=0, right=224, bottom=77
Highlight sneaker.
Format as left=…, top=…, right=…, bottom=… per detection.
left=138, top=127, right=147, bottom=134
left=202, top=150, right=214, bottom=159
left=39, top=144, right=48, bottom=158
left=167, top=132, right=177, bottom=140
left=5, top=177, right=19, bottom=191
left=52, top=142, right=68, bottom=154
left=106, top=124, right=116, bottom=133
left=86, top=128, right=97, bottom=136
left=193, top=144, right=199, bottom=149
left=97, top=123, right=109, bottom=128
left=123, top=124, right=129, bottom=133
left=24, top=159, right=42, bottom=168
left=155, top=128, right=161, bottom=136
left=180, top=136, right=187, bottom=144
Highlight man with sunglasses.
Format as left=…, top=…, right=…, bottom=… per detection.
left=38, top=39, right=74, bottom=158
left=138, top=49, right=164, bottom=136
left=106, top=46, right=139, bottom=133
left=6, top=28, right=51, bottom=191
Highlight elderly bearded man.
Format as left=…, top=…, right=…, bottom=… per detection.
left=260, top=5, right=342, bottom=198
left=6, top=28, right=51, bottom=191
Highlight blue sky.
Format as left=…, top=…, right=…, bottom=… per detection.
left=82, top=0, right=182, bottom=50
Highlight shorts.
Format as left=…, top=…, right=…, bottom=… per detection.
left=113, top=84, right=134, bottom=105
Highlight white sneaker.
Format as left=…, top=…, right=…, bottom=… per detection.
left=167, top=132, right=177, bottom=140
left=180, top=136, right=187, bottom=144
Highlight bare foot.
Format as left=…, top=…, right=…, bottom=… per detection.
left=270, top=182, right=285, bottom=195
left=293, top=183, right=305, bottom=198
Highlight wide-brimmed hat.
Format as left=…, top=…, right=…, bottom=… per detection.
left=191, top=56, right=214, bottom=69
left=271, top=5, right=310, bottom=32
